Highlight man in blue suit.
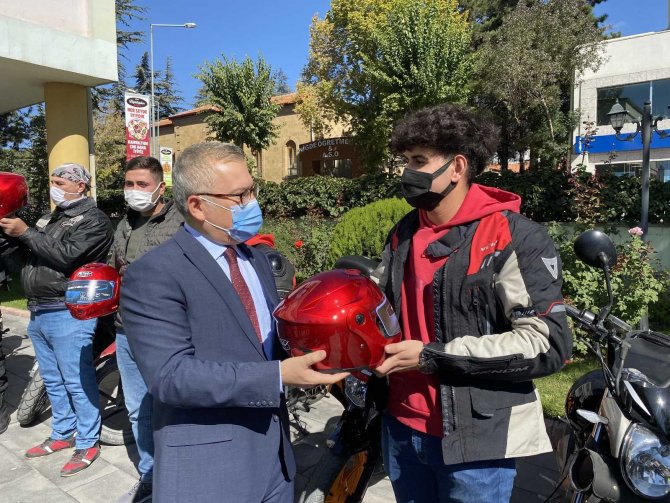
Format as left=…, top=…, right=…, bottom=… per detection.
left=120, top=141, right=347, bottom=503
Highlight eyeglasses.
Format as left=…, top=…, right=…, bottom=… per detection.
left=198, top=184, right=258, bottom=206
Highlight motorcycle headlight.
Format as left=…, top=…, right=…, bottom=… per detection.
left=344, top=375, right=367, bottom=408
left=620, top=423, right=670, bottom=499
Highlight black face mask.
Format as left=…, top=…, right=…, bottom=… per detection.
left=400, top=159, right=457, bottom=211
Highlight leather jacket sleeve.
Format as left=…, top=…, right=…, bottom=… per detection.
left=19, top=214, right=113, bottom=274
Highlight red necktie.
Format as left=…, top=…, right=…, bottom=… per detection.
left=223, top=247, right=262, bottom=344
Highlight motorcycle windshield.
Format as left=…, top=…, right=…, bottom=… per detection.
left=620, top=331, right=670, bottom=438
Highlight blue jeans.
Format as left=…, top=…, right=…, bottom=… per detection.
left=28, top=309, right=100, bottom=449
left=382, top=414, right=516, bottom=503
left=116, top=331, right=153, bottom=482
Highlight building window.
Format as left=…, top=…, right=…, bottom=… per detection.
left=286, top=140, right=298, bottom=177
left=596, top=78, right=670, bottom=126
left=595, top=159, right=670, bottom=181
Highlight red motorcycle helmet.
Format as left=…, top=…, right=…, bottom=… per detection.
left=0, top=172, right=29, bottom=218
left=65, top=263, right=120, bottom=320
left=273, top=269, right=402, bottom=372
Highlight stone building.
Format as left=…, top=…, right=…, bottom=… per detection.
left=157, top=93, right=363, bottom=183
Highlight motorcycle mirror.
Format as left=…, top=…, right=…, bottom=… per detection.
left=574, top=230, right=617, bottom=270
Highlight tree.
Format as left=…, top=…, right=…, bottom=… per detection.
left=196, top=55, right=280, bottom=152
left=132, top=51, right=152, bottom=95
left=155, top=57, right=184, bottom=119
left=300, top=0, right=473, bottom=171
left=93, top=112, right=127, bottom=192
left=474, top=0, right=606, bottom=170
left=0, top=106, right=50, bottom=223
left=273, top=69, right=292, bottom=95
left=0, top=111, right=30, bottom=150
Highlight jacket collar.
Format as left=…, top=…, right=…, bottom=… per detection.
left=127, top=199, right=174, bottom=225
left=173, top=226, right=269, bottom=358
left=56, top=197, right=96, bottom=217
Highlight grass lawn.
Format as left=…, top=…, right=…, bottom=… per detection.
left=0, top=273, right=27, bottom=310
left=536, top=357, right=599, bottom=418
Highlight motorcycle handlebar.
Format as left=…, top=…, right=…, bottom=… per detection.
left=565, top=304, right=626, bottom=344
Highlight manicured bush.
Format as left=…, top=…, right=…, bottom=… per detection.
left=328, top=198, right=411, bottom=266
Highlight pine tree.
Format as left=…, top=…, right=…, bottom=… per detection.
left=132, top=51, right=152, bottom=95
left=155, top=57, right=184, bottom=119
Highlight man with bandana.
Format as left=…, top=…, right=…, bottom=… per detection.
left=0, top=163, right=113, bottom=477
left=110, top=156, right=182, bottom=503
left=373, top=104, right=572, bottom=503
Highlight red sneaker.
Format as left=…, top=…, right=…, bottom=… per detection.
left=60, top=444, right=101, bottom=477
left=25, top=437, right=76, bottom=458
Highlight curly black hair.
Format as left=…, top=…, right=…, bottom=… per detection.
left=390, top=103, right=500, bottom=181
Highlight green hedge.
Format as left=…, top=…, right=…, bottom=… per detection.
left=256, top=173, right=401, bottom=218
left=95, top=169, right=669, bottom=227
left=328, top=198, right=411, bottom=265
left=261, top=216, right=338, bottom=282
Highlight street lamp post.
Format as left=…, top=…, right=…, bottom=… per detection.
left=607, top=99, right=669, bottom=330
left=607, top=99, right=669, bottom=242
left=150, top=22, right=196, bottom=157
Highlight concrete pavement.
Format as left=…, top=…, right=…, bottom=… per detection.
left=0, top=309, right=564, bottom=502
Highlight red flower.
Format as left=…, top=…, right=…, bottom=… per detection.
left=294, top=240, right=304, bottom=249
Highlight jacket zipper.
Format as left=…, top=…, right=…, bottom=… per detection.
left=440, top=259, right=457, bottom=434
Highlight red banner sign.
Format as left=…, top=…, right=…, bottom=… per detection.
left=124, top=92, right=151, bottom=160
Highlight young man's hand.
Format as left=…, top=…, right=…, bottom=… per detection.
left=374, top=340, right=424, bottom=376
left=0, top=216, right=28, bottom=237
left=280, top=350, right=349, bottom=387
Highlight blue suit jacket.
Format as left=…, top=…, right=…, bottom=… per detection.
left=120, top=227, right=295, bottom=502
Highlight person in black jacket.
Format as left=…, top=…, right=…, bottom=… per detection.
left=373, top=104, right=572, bottom=503
left=111, top=156, right=182, bottom=503
left=0, top=163, right=113, bottom=477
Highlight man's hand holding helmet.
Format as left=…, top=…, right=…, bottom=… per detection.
left=280, top=351, right=350, bottom=387
left=274, top=269, right=403, bottom=381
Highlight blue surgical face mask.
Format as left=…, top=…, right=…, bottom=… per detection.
left=200, top=197, right=263, bottom=243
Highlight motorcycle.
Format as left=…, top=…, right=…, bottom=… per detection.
left=555, top=229, right=670, bottom=502
left=296, top=255, right=385, bottom=503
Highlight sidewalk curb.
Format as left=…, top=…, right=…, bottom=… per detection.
left=1, top=306, right=31, bottom=319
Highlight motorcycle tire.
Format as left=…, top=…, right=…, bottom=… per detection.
left=96, top=356, right=134, bottom=446
left=16, top=361, right=49, bottom=426
left=298, top=449, right=372, bottom=503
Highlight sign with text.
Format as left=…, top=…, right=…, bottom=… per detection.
left=159, top=147, right=174, bottom=187
left=298, top=137, right=353, bottom=159
left=124, top=92, right=151, bottom=160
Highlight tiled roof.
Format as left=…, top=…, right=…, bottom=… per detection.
left=158, top=93, right=297, bottom=126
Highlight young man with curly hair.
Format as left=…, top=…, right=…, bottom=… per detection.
left=374, top=103, right=572, bottom=503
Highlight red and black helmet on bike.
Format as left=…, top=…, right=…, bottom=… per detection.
left=0, top=172, right=29, bottom=218
left=65, top=263, right=121, bottom=320
left=273, top=269, right=402, bottom=372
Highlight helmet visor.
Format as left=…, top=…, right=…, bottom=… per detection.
left=65, top=280, right=116, bottom=305
left=376, top=297, right=401, bottom=338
